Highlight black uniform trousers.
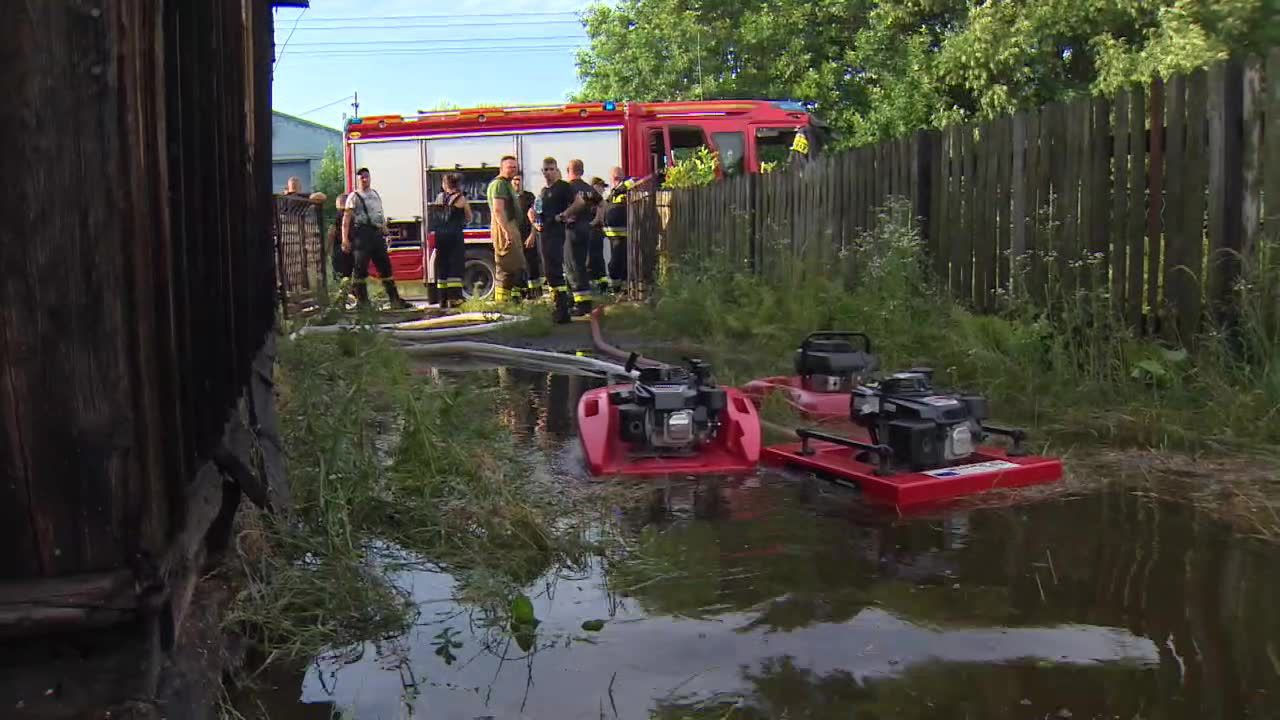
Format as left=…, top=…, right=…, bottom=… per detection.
left=433, top=228, right=465, bottom=302
left=352, top=227, right=398, bottom=302
left=540, top=226, right=572, bottom=321
left=565, top=222, right=593, bottom=306
left=587, top=226, right=607, bottom=293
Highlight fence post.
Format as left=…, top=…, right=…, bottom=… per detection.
left=315, top=203, right=328, bottom=295
left=913, top=130, right=933, bottom=246
left=1145, top=78, right=1165, bottom=335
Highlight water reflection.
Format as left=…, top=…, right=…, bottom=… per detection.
left=253, top=370, right=1280, bottom=719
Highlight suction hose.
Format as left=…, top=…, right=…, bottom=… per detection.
left=588, top=307, right=667, bottom=369
left=398, top=341, right=637, bottom=381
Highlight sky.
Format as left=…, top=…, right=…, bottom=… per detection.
left=270, top=0, right=594, bottom=131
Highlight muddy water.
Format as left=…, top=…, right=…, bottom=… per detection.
left=249, top=368, right=1280, bottom=720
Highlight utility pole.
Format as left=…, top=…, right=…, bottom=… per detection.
left=351, top=91, right=359, bottom=118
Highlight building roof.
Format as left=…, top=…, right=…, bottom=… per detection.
left=272, top=110, right=342, bottom=135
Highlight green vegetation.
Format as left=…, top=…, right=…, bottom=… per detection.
left=315, top=143, right=344, bottom=226
left=575, top=0, right=1277, bottom=147
left=611, top=199, right=1280, bottom=452
left=663, top=147, right=722, bottom=189
left=227, top=329, right=594, bottom=664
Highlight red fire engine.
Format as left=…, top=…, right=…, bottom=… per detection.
left=343, top=100, right=823, bottom=298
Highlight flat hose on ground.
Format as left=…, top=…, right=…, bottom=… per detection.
left=588, top=307, right=667, bottom=369
left=293, top=313, right=529, bottom=340
left=398, top=341, right=637, bottom=380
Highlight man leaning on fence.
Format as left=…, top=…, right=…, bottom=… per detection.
left=343, top=167, right=411, bottom=310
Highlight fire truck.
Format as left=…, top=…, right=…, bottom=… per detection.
left=343, top=100, right=824, bottom=298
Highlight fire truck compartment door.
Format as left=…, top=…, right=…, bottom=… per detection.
left=424, top=135, right=517, bottom=171
left=518, top=130, right=623, bottom=194
left=350, top=139, right=425, bottom=222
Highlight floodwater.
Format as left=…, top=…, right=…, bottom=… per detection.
left=246, top=367, right=1280, bottom=720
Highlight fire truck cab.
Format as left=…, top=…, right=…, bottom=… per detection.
left=343, top=100, right=822, bottom=299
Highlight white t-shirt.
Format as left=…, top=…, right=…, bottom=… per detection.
left=345, top=189, right=386, bottom=228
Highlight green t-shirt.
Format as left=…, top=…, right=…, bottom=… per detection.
left=486, top=176, right=520, bottom=224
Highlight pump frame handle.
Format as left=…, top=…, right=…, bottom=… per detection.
left=796, top=427, right=896, bottom=477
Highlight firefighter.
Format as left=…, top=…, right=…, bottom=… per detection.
left=589, top=177, right=610, bottom=296
left=563, top=158, right=602, bottom=315
left=486, top=155, right=527, bottom=303
left=533, top=157, right=582, bottom=323
left=512, top=172, right=543, bottom=299
left=603, top=167, right=653, bottom=294
left=343, top=167, right=411, bottom=310
left=433, top=173, right=471, bottom=308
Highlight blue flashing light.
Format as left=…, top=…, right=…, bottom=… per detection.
left=602, top=101, right=618, bottom=112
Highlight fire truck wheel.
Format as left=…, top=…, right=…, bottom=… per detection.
left=462, top=247, right=496, bottom=301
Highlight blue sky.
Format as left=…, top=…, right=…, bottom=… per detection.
left=271, top=0, right=593, bottom=131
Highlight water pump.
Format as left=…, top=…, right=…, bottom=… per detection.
left=793, top=332, right=879, bottom=393
left=847, top=368, right=1026, bottom=472
left=610, top=355, right=727, bottom=456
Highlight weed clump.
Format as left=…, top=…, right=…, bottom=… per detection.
left=228, top=329, right=588, bottom=664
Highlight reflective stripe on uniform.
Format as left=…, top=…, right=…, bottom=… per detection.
left=603, top=227, right=627, bottom=238
left=527, top=278, right=544, bottom=288
left=572, top=291, right=593, bottom=303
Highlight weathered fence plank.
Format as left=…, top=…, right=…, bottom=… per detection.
left=1111, top=91, right=1131, bottom=309
left=1206, top=61, right=1245, bottom=320
left=1126, top=88, right=1147, bottom=327
left=1176, top=69, right=1209, bottom=342
left=1147, top=78, right=1166, bottom=331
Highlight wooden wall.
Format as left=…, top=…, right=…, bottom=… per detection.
left=0, top=0, right=281, bottom=641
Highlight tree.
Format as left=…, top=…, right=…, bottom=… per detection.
left=316, top=143, right=344, bottom=227
left=575, top=0, right=1275, bottom=149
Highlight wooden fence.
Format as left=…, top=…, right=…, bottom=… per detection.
left=1, top=0, right=284, bottom=667
left=655, top=50, right=1280, bottom=342
left=275, top=194, right=328, bottom=314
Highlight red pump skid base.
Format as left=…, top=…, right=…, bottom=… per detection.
left=761, top=439, right=1063, bottom=508
left=577, top=386, right=762, bottom=477
left=741, top=377, right=850, bottom=421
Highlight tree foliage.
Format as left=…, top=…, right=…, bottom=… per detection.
left=316, top=143, right=345, bottom=226
left=575, top=0, right=1276, bottom=148
left=663, top=147, right=721, bottom=189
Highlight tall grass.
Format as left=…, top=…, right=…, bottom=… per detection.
left=618, top=198, right=1280, bottom=452
left=228, top=329, right=593, bottom=666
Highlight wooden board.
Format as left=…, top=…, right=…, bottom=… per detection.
left=1111, top=91, right=1131, bottom=309
left=1127, top=88, right=1148, bottom=327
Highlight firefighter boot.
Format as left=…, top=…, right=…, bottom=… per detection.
left=551, top=290, right=572, bottom=324
left=352, top=279, right=371, bottom=309
left=383, top=280, right=413, bottom=310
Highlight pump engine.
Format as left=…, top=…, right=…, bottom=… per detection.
left=610, top=356, right=728, bottom=456
left=794, top=332, right=879, bottom=393
left=850, top=368, right=996, bottom=471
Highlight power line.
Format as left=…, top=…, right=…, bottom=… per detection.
left=288, top=46, right=575, bottom=57
left=274, top=7, right=307, bottom=65
left=297, top=94, right=356, bottom=116
left=292, top=11, right=580, bottom=23
left=286, top=35, right=582, bottom=47
left=277, top=19, right=582, bottom=31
